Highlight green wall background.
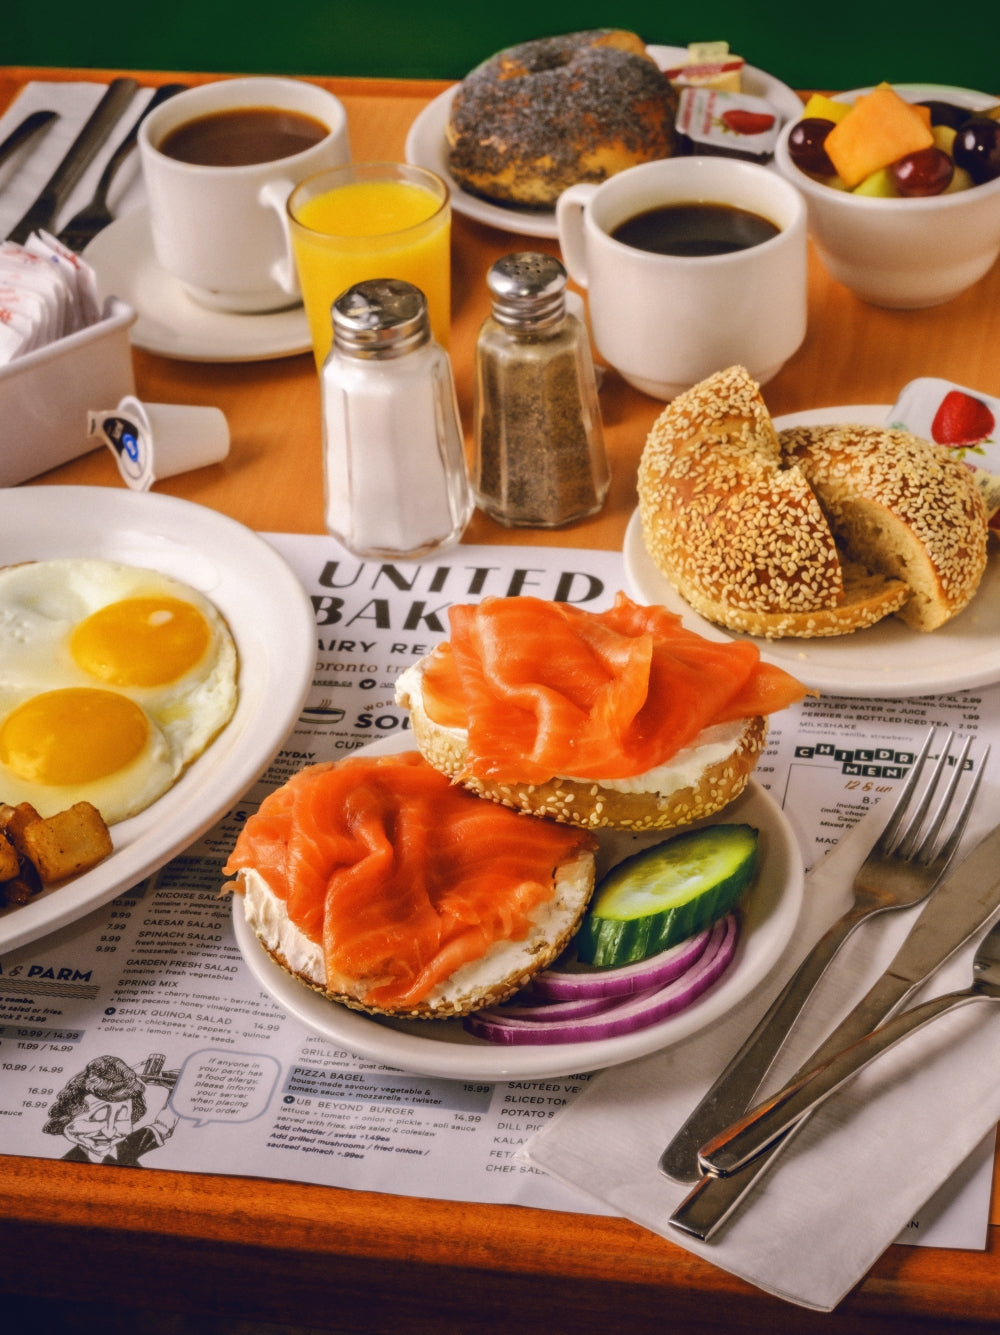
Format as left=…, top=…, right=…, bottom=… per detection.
left=7, top=1, right=1000, bottom=94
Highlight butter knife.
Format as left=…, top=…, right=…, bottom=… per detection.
left=6, top=78, right=139, bottom=244
left=0, top=109, right=58, bottom=171
left=670, top=817, right=1000, bottom=1240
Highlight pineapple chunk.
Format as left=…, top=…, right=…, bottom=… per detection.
left=825, top=85, right=934, bottom=188
left=801, top=93, right=852, bottom=124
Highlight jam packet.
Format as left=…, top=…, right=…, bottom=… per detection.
left=890, top=377, right=1000, bottom=524
left=675, top=87, right=784, bottom=163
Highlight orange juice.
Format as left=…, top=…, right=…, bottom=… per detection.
left=289, top=167, right=451, bottom=367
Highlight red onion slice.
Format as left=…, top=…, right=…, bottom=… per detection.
left=528, top=925, right=713, bottom=1002
left=464, top=915, right=739, bottom=1046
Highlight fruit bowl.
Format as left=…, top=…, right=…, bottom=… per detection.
left=774, top=83, right=1000, bottom=308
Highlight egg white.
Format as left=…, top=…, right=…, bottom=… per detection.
left=0, top=559, right=239, bottom=823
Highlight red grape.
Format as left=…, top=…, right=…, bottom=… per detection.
left=953, top=118, right=1000, bottom=184
left=891, top=146, right=954, bottom=196
left=916, top=99, right=973, bottom=130
left=787, top=118, right=836, bottom=175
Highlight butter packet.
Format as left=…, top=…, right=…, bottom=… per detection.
left=890, top=376, right=1000, bottom=523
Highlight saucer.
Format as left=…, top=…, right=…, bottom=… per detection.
left=84, top=207, right=312, bottom=363
left=405, top=46, right=805, bottom=239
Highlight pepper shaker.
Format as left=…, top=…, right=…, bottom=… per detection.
left=321, top=278, right=472, bottom=560
left=473, top=252, right=609, bottom=527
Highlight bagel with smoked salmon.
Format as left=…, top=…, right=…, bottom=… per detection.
left=224, top=751, right=598, bottom=1019
left=394, top=592, right=807, bottom=831
left=637, top=365, right=989, bottom=638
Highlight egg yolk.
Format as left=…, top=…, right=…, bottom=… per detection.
left=70, top=596, right=212, bottom=688
left=0, top=687, right=150, bottom=785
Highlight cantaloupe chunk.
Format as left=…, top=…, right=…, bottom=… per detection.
left=801, top=93, right=852, bottom=124
left=825, top=84, right=934, bottom=188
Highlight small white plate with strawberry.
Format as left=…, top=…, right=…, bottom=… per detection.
left=625, top=389, right=1000, bottom=699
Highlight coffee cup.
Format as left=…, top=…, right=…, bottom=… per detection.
left=556, top=157, right=808, bottom=400
left=139, top=77, right=350, bottom=313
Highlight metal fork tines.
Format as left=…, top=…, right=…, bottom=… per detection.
left=57, top=83, right=186, bottom=253
left=659, top=727, right=971, bottom=1183
left=668, top=730, right=990, bottom=1240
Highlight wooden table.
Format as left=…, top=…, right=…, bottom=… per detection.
left=2, top=66, right=1000, bottom=1334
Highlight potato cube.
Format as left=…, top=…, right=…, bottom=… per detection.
left=20, top=802, right=113, bottom=885
left=0, top=801, right=43, bottom=858
left=0, top=833, right=19, bottom=881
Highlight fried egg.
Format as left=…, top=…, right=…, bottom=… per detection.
left=0, top=559, right=239, bottom=824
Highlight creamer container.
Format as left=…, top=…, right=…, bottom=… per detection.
left=321, top=277, right=471, bottom=559
left=473, top=251, right=609, bottom=527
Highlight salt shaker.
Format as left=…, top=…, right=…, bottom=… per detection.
left=473, top=252, right=609, bottom=527
left=321, top=278, right=472, bottom=560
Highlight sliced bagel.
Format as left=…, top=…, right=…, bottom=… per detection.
left=638, top=365, right=911, bottom=638
left=396, top=659, right=768, bottom=833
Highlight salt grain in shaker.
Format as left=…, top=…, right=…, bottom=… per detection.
left=473, top=252, right=609, bottom=527
left=321, top=278, right=472, bottom=559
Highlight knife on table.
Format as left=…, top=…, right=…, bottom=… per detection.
left=669, top=818, right=1000, bottom=1241
left=0, top=109, right=58, bottom=172
left=6, top=77, right=139, bottom=245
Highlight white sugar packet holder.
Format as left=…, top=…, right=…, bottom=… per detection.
left=521, top=784, right=1000, bottom=1311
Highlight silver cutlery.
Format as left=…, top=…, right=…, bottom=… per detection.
left=696, top=911, right=1000, bottom=1177
left=659, top=728, right=968, bottom=1183
left=6, top=77, right=139, bottom=245
left=0, top=109, right=58, bottom=172
left=58, top=82, right=186, bottom=253
left=669, top=734, right=994, bottom=1241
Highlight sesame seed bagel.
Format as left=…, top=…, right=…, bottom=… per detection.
left=396, top=659, right=768, bottom=832
left=446, top=30, right=678, bottom=208
left=234, top=849, right=595, bottom=1020
left=637, top=366, right=987, bottom=638
left=781, top=423, right=988, bottom=631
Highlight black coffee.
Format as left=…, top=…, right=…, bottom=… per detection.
left=160, top=106, right=328, bottom=167
left=611, top=203, right=780, bottom=257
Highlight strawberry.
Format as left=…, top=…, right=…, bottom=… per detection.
left=930, top=389, right=995, bottom=447
left=719, top=109, right=776, bottom=136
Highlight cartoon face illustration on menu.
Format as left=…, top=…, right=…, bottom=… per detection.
left=43, top=1053, right=180, bottom=1166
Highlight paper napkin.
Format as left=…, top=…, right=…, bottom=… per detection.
left=522, top=782, right=1000, bottom=1311
left=0, top=81, right=154, bottom=242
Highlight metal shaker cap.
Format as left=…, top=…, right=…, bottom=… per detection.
left=331, top=278, right=431, bottom=358
left=486, top=252, right=568, bottom=329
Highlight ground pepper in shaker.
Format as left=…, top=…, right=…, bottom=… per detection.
left=321, top=278, right=472, bottom=560
left=473, top=252, right=609, bottom=527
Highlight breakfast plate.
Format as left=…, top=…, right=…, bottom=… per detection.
left=232, top=733, right=804, bottom=1081
left=1, top=487, right=315, bottom=954
left=84, top=207, right=312, bottom=362
left=624, top=404, right=1000, bottom=699
left=405, top=46, right=804, bottom=239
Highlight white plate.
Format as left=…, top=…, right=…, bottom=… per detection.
left=405, top=46, right=804, bottom=239
left=1, top=487, right=315, bottom=953
left=84, top=208, right=312, bottom=363
left=233, top=734, right=804, bottom=1081
left=624, top=405, right=1000, bottom=699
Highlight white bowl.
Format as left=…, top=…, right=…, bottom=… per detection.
left=773, top=84, right=1000, bottom=308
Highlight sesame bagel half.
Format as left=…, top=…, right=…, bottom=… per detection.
left=395, top=659, right=768, bottom=833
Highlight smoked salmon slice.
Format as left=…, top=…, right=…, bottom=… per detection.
left=420, top=593, right=807, bottom=783
left=225, top=752, right=597, bottom=1011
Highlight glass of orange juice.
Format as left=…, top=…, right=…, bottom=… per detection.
left=288, top=162, right=451, bottom=368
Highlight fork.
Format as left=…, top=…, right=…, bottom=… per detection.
left=57, top=82, right=186, bottom=253
left=668, top=729, right=988, bottom=1239
left=659, top=727, right=971, bottom=1183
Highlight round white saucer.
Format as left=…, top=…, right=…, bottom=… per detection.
left=84, top=207, right=312, bottom=363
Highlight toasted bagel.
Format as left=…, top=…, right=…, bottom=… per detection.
left=638, top=366, right=988, bottom=638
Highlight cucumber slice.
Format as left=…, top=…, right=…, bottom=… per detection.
left=575, top=824, right=759, bottom=968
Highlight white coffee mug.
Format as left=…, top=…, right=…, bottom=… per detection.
left=556, top=157, right=808, bottom=400
left=139, top=77, right=350, bottom=313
